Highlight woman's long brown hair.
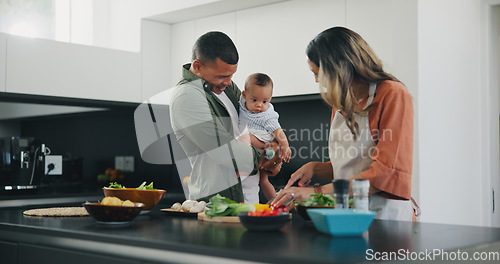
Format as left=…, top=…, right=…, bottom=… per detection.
left=306, top=27, right=399, bottom=139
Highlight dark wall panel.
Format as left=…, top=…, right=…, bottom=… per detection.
left=20, top=110, right=181, bottom=193
left=18, top=97, right=331, bottom=196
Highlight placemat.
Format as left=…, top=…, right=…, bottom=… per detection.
left=23, top=207, right=89, bottom=217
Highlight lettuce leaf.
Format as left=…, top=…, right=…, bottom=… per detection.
left=294, top=193, right=335, bottom=206
left=205, top=194, right=255, bottom=218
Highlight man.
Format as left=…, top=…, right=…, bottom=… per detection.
left=169, top=31, right=282, bottom=203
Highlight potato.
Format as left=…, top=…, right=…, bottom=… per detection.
left=101, top=197, right=122, bottom=206
left=121, top=200, right=135, bottom=207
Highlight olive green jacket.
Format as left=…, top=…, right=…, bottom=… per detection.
left=170, top=64, right=262, bottom=203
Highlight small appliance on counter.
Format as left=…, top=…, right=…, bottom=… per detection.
left=0, top=137, right=49, bottom=193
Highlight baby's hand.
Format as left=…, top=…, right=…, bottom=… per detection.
left=280, top=146, right=292, bottom=163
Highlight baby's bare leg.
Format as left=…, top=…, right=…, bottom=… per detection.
left=260, top=173, right=277, bottom=201
left=250, top=135, right=266, bottom=149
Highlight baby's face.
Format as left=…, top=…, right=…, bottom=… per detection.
left=243, top=84, right=273, bottom=113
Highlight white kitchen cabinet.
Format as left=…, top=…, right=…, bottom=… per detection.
left=6, top=35, right=141, bottom=102
left=167, top=0, right=345, bottom=96
left=345, top=0, right=418, bottom=97
left=0, top=33, right=6, bottom=93
left=168, top=13, right=238, bottom=89
left=234, top=0, right=345, bottom=97
left=141, top=20, right=171, bottom=102
left=195, top=12, right=237, bottom=42
left=169, top=20, right=197, bottom=88
left=165, top=0, right=417, bottom=97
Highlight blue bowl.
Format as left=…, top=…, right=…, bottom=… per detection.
left=307, top=209, right=376, bottom=236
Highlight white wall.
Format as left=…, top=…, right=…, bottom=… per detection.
left=70, top=0, right=94, bottom=46
left=418, top=0, right=483, bottom=226
left=491, top=4, right=500, bottom=228
left=105, top=0, right=217, bottom=51
left=0, top=33, right=5, bottom=92
left=483, top=2, right=500, bottom=227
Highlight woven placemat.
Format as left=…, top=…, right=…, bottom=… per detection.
left=23, top=207, right=89, bottom=217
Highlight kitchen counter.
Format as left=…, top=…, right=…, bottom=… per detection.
left=1, top=201, right=500, bottom=264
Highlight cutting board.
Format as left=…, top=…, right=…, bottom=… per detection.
left=197, top=212, right=241, bottom=223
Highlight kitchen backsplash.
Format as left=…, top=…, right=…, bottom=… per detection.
left=3, top=96, right=331, bottom=196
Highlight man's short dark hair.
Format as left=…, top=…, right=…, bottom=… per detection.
left=192, top=31, right=239, bottom=65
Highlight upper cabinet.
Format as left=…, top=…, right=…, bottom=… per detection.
left=6, top=35, right=141, bottom=103
left=345, top=0, right=418, bottom=97
left=0, top=33, right=6, bottom=93
left=163, top=0, right=417, bottom=98
left=167, top=0, right=345, bottom=97
left=141, top=20, right=171, bottom=102
left=0, top=0, right=417, bottom=102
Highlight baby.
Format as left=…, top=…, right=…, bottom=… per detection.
left=239, top=73, right=292, bottom=201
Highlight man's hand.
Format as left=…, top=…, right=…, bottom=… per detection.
left=259, top=141, right=282, bottom=177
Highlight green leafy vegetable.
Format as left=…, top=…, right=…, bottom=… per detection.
left=136, top=181, right=155, bottom=190
left=205, top=194, right=255, bottom=218
left=294, top=193, right=335, bottom=207
left=108, top=182, right=125, bottom=189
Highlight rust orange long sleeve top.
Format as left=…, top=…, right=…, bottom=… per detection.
left=330, top=80, right=414, bottom=200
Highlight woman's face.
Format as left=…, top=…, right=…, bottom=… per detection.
left=307, top=59, right=320, bottom=83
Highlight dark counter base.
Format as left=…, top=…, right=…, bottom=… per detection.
left=1, top=201, right=500, bottom=264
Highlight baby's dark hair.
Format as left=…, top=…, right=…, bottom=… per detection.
left=245, top=73, right=273, bottom=91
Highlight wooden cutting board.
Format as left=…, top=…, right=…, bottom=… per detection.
left=197, top=212, right=241, bottom=223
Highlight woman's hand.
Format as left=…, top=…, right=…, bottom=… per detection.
left=270, top=187, right=314, bottom=211
left=284, top=162, right=316, bottom=188
left=259, top=142, right=282, bottom=177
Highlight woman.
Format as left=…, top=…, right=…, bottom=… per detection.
left=271, top=27, right=416, bottom=221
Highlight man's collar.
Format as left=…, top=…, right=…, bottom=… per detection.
left=182, top=63, right=210, bottom=92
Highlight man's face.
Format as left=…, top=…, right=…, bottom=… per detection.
left=194, top=58, right=237, bottom=94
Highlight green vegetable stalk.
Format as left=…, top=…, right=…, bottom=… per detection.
left=137, top=181, right=155, bottom=190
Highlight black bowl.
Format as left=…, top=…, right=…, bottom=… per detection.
left=83, top=202, right=144, bottom=224
left=238, top=212, right=289, bottom=231
left=295, top=204, right=335, bottom=221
